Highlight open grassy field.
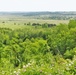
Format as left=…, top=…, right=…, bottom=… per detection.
left=0, top=12, right=70, bottom=30
left=0, top=19, right=69, bottom=29
left=13, top=19, right=69, bottom=24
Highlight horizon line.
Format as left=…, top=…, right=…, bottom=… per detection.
left=0, top=10, right=76, bottom=12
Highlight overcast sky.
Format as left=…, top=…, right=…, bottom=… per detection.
left=0, top=0, right=76, bottom=12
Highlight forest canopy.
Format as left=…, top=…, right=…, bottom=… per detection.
left=0, top=20, right=76, bottom=75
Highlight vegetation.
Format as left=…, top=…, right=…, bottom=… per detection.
left=0, top=19, right=76, bottom=75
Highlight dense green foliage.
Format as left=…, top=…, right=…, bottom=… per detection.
left=1, top=20, right=76, bottom=75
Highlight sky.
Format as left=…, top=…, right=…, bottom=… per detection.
left=0, top=0, right=76, bottom=12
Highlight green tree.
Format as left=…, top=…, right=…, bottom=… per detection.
left=68, top=20, right=76, bottom=29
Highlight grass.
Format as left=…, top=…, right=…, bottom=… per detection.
left=0, top=23, right=25, bottom=30
left=0, top=16, right=69, bottom=29
left=21, top=19, right=69, bottom=24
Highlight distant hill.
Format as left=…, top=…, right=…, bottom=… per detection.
left=0, top=11, right=76, bottom=20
